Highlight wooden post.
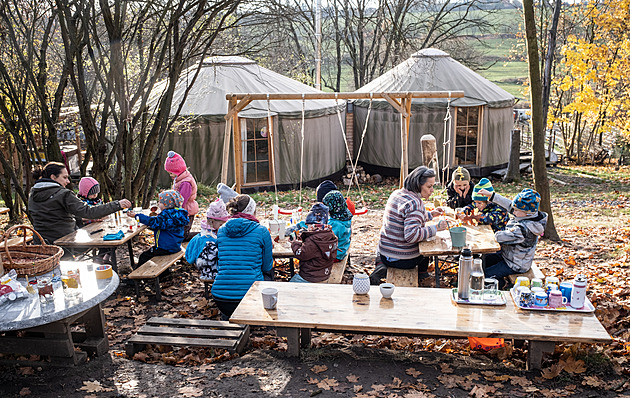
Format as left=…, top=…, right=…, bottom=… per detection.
left=504, top=129, right=521, bottom=183
left=399, top=95, right=412, bottom=188
left=221, top=97, right=237, bottom=185
left=233, top=111, right=242, bottom=193
left=75, top=125, right=82, bottom=166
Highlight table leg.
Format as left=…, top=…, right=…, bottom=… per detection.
left=300, top=328, right=311, bottom=348
left=127, top=240, right=136, bottom=270
left=277, top=327, right=300, bottom=357
left=155, top=276, right=161, bottom=301
left=527, top=340, right=555, bottom=370
left=110, top=248, right=118, bottom=273
left=434, top=256, right=440, bottom=288
left=290, top=258, right=295, bottom=277
left=75, top=304, right=109, bottom=356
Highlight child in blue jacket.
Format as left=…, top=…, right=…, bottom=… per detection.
left=128, top=190, right=189, bottom=266
left=322, top=190, right=352, bottom=262
left=185, top=199, right=229, bottom=281
left=462, top=178, right=509, bottom=232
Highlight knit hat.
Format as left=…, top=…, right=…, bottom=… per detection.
left=78, top=177, right=100, bottom=197
left=323, top=190, right=353, bottom=221
left=305, top=203, right=329, bottom=225
left=451, top=166, right=471, bottom=182
left=159, top=190, right=184, bottom=209
left=512, top=189, right=541, bottom=214
left=472, top=178, right=493, bottom=201
left=164, top=150, right=187, bottom=175
left=243, top=196, right=256, bottom=215
left=316, top=180, right=338, bottom=202
left=217, top=182, right=238, bottom=204
left=206, top=198, right=229, bottom=221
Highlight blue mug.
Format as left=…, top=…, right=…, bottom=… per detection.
left=559, top=282, right=572, bottom=302
left=534, top=292, right=548, bottom=307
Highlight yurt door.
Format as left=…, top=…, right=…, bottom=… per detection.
left=452, top=106, right=483, bottom=166
left=239, top=117, right=274, bottom=187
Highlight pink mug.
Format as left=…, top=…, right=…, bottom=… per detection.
left=548, top=290, right=568, bottom=308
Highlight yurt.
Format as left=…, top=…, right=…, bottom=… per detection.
left=353, top=48, right=515, bottom=176
left=153, top=56, right=346, bottom=187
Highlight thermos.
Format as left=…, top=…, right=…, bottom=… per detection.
left=570, top=274, right=588, bottom=308
left=457, top=248, right=473, bottom=300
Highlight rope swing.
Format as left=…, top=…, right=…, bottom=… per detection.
left=440, top=92, right=453, bottom=190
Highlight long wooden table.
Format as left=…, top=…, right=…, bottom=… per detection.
left=419, top=223, right=500, bottom=287
left=54, top=219, right=147, bottom=272
left=230, top=281, right=611, bottom=369
left=272, top=238, right=296, bottom=277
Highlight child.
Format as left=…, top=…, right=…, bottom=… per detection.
left=478, top=188, right=547, bottom=288
left=164, top=151, right=199, bottom=240
left=185, top=199, right=229, bottom=281
left=462, top=178, right=509, bottom=232
left=322, top=190, right=352, bottom=262
left=289, top=203, right=338, bottom=283
left=128, top=190, right=190, bottom=266
left=76, top=177, right=103, bottom=226
left=446, top=166, right=474, bottom=209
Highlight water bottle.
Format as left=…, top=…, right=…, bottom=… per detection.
left=570, top=274, right=588, bottom=309
left=457, top=248, right=473, bottom=300
left=470, top=258, right=484, bottom=302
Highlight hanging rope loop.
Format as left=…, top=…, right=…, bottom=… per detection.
left=440, top=93, right=453, bottom=189
left=299, top=94, right=306, bottom=209
left=267, top=94, right=279, bottom=206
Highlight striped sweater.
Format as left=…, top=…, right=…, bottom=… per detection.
left=378, top=189, right=437, bottom=259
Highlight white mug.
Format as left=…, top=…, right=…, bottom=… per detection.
left=379, top=283, right=395, bottom=299
left=262, top=287, right=278, bottom=310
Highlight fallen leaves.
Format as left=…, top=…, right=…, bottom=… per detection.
left=316, top=378, right=339, bottom=390
left=217, top=366, right=267, bottom=379
left=310, top=364, right=328, bottom=374
left=178, top=386, right=204, bottom=397
left=79, top=380, right=114, bottom=393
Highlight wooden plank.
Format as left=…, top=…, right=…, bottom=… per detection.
left=138, top=325, right=243, bottom=339
left=146, top=317, right=245, bottom=329
left=327, top=255, right=349, bottom=284
left=230, top=282, right=612, bottom=344
left=0, top=336, right=75, bottom=357
left=418, top=224, right=500, bottom=256
left=386, top=267, right=419, bottom=287
left=128, top=246, right=186, bottom=279
left=2, top=235, right=34, bottom=248
left=225, top=91, right=465, bottom=101
left=126, top=335, right=237, bottom=350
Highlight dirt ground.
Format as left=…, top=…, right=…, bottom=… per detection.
left=2, top=171, right=630, bottom=397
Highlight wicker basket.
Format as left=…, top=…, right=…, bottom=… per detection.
left=1, top=225, right=64, bottom=277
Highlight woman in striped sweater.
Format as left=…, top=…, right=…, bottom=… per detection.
left=369, top=166, right=449, bottom=285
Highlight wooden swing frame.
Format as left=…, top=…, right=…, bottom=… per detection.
left=220, top=91, right=464, bottom=193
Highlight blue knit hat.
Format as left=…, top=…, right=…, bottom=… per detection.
left=316, top=180, right=338, bottom=202
left=512, top=189, right=541, bottom=214
left=305, top=203, right=329, bottom=225
left=472, top=178, right=493, bottom=201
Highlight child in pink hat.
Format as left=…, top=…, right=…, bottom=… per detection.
left=185, top=199, right=229, bottom=281
left=76, top=177, right=103, bottom=226
left=164, top=150, right=199, bottom=240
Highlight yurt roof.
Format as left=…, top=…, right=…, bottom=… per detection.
left=355, top=48, right=514, bottom=108
left=149, top=56, right=342, bottom=119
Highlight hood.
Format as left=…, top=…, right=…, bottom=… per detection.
left=161, top=207, right=191, bottom=226
left=520, top=211, right=548, bottom=236
left=302, top=229, right=338, bottom=259
left=30, top=179, right=64, bottom=203
left=223, top=217, right=259, bottom=238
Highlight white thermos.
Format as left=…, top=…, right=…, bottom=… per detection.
left=570, top=274, right=588, bottom=309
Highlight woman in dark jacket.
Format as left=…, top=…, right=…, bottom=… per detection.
left=28, top=162, right=131, bottom=244
left=211, top=195, right=273, bottom=319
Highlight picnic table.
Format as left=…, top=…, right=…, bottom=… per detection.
left=0, top=260, right=119, bottom=365
left=272, top=238, right=296, bottom=277
left=230, top=281, right=611, bottom=369
left=419, top=223, right=500, bottom=287
left=54, top=218, right=147, bottom=272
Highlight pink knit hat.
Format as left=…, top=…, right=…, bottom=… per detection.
left=78, top=177, right=100, bottom=197
left=206, top=199, right=229, bottom=221
left=164, top=150, right=187, bottom=175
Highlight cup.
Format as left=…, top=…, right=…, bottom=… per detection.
left=534, top=292, right=548, bottom=307
left=449, top=227, right=467, bottom=248
left=548, top=290, right=568, bottom=308
left=483, top=278, right=499, bottom=302
left=268, top=220, right=280, bottom=235
left=531, top=286, right=545, bottom=296
left=379, top=283, right=395, bottom=299
left=261, top=287, right=278, bottom=310
left=518, top=287, right=533, bottom=307
left=559, top=282, right=573, bottom=303
left=545, top=276, right=560, bottom=288
left=530, top=278, right=543, bottom=288
left=515, top=276, right=530, bottom=288
left=278, top=223, right=286, bottom=239
left=546, top=283, right=558, bottom=294
left=353, top=274, right=371, bottom=295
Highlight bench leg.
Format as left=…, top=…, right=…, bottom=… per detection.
left=134, top=280, right=140, bottom=299
left=300, top=328, right=311, bottom=348
left=110, top=248, right=118, bottom=273
left=277, top=327, right=300, bottom=357
left=234, top=325, right=250, bottom=354
left=527, top=340, right=555, bottom=370
left=155, top=277, right=161, bottom=301
left=433, top=256, right=440, bottom=288
left=127, top=240, right=136, bottom=270
left=290, top=258, right=295, bottom=277
left=204, top=282, right=210, bottom=299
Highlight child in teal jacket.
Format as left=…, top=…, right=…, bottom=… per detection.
left=322, top=190, right=352, bottom=261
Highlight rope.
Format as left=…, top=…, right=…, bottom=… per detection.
left=345, top=94, right=371, bottom=206
left=441, top=92, right=453, bottom=190
left=334, top=95, right=364, bottom=206
left=299, top=94, right=305, bottom=208
left=267, top=94, right=278, bottom=206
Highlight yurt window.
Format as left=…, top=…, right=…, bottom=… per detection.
left=241, top=118, right=272, bottom=185
left=454, top=107, right=481, bottom=165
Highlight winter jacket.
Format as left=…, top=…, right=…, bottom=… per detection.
left=173, top=170, right=199, bottom=216
left=186, top=232, right=218, bottom=281
left=491, top=192, right=548, bottom=273
left=76, top=195, right=104, bottom=227
left=463, top=202, right=509, bottom=232
left=136, top=207, right=189, bottom=253
left=291, top=227, right=338, bottom=282
left=446, top=181, right=474, bottom=209
left=329, top=218, right=351, bottom=260
left=212, top=218, right=273, bottom=300
left=28, top=179, right=123, bottom=244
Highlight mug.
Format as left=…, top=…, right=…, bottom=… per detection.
left=534, top=292, right=548, bottom=307
left=515, top=276, right=530, bottom=287
left=531, top=287, right=545, bottom=296
left=261, top=287, right=278, bottom=310
left=353, top=274, right=371, bottom=295
left=559, top=282, right=573, bottom=302
left=379, top=283, right=395, bottom=299
left=518, top=287, right=533, bottom=307
left=545, top=276, right=560, bottom=288
left=548, top=290, right=568, bottom=308
left=530, top=278, right=543, bottom=288
left=546, top=283, right=558, bottom=294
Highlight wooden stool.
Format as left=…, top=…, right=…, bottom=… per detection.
left=386, top=266, right=419, bottom=287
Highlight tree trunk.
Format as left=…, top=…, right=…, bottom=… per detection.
left=504, top=129, right=521, bottom=183
left=542, top=0, right=561, bottom=154
left=522, top=0, right=560, bottom=241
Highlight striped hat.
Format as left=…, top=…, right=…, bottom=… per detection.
left=472, top=178, right=493, bottom=201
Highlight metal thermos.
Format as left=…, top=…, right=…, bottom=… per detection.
left=457, top=248, right=473, bottom=300
left=570, top=274, right=588, bottom=308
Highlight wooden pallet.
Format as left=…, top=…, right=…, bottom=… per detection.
left=126, top=317, right=249, bottom=357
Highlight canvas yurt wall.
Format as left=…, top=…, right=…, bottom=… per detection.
left=353, top=48, right=515, bottom=176
left=153, top=56, right=346, bottom=187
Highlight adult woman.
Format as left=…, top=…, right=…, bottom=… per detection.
left=211, top=194, right=273, bottom=319
left=28, top=162, right=131, bottom=244
left=369, top=166, right=448, bottom=285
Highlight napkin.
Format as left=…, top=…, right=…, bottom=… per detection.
left=103, top=230, right=124, bottom=241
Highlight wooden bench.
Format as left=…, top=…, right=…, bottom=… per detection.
left=126, top=317, right=249, bottom=357
left=327, top=253, right=350, bottom=284
left=386, top=266, right=419, bottom=287
left=507, top=263, right=545, bottom=285
left=2, top=235, right=34, bottom=248
left=128, top=243, right=187, bottom=301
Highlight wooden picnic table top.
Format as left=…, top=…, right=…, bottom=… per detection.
left=272, top=238, right=293, bottom=258
left=230, top=281, right=611, bottom=344
left=2, top=235, right=34, bottom=248
left=419, top=223, right=500, bottom=256
left=54, top=219, right=146, bottom=248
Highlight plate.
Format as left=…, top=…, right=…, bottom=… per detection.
left=451, top=288, right=507, bottom=306
left=509, top=288, right=595, bottom=313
